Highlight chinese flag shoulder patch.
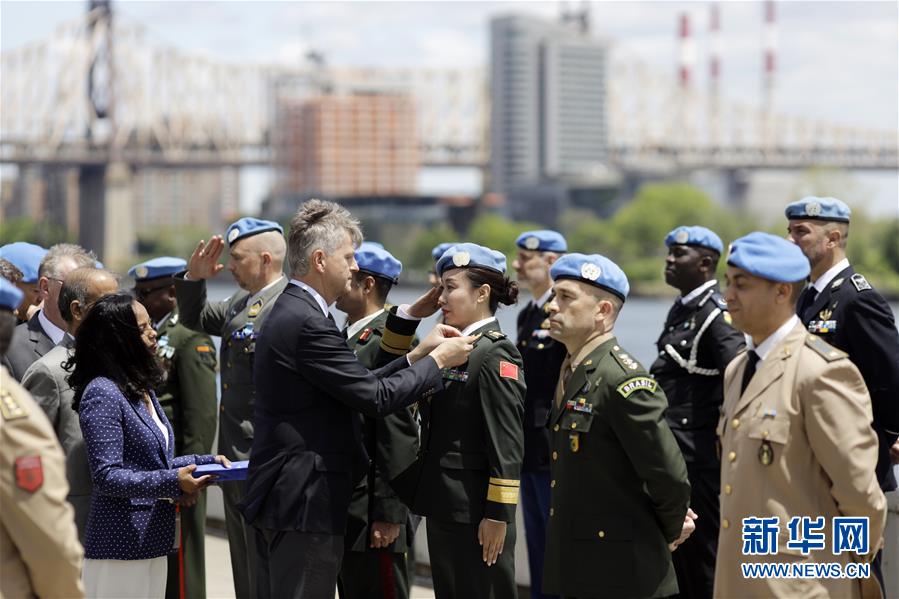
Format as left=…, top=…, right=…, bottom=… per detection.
left=499, top=361, right=519, bottom=380
left=15, top=456, right=43, bottom=492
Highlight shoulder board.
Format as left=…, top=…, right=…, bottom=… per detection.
left=616, top=376, right=658, bottom=398
left=483, top=330, right=506, bottom=342
left=850, top=273, right=872, bottom=292
left=610, top=345, right=642, bottom=372
left=805, top=335, right=847, bottom=362
left=0, top=389, right=29, bottom=421
left=712, top=292, right=728, bottom=310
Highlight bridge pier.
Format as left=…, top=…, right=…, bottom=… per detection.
left=78, top=161, right=134, bottom=267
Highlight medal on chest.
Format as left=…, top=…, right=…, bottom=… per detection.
left=758, top=440, right=774, bottom=466
left=807, top=308, right=837, bottom=334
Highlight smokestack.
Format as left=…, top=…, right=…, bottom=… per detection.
left=709, top=4, right=721, bottom=87
left=763, top=0, right=776, bottom=107
left=679, top=12, right=694, bottom=89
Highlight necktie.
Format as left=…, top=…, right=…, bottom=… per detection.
left=796, top=286, right=817, bottom=320
left=740, top=350, right=760, bottom=395
left=554, top=355, right=574, bottom=409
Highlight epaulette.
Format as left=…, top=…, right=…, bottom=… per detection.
left=850, top=273, right=872, bottom=292
left=483, top=330, right=506, bottom=342
left=610, top=344, right=641, bottom=372
left=357, top=327, right=383, bottom=345
left=0, top=389, right=29, bottom=421
left=805, top=335, right=847, bottom=362
left=712, top=292, right=728, bottom=310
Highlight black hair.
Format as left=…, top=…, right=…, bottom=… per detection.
left=464, top=267, right=519, bottom=313
left=67, top=292, right=164, bottom=412
left=354, top=270, right=393, bottom=304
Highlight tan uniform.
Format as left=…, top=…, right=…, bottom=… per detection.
left=714, top=323, right=886, bottom=599
left=0, top=366, right=84, bottom=599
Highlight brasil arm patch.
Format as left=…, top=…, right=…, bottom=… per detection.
left=616, top=376, right=658, bottom=398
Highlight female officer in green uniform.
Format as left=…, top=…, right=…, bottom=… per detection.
left=396, top=243, right=526, bottom=599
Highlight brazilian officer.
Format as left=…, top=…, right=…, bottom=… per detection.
left=786, top=196, right=899, bottom=492
left=0, top=278, right=84, bottom=599
left=650, top=226, right=744, bottom=599
left=543, top=253, right=695, bottom=599
left=130, top=257, right=218, bottom=599
left=334, top=243, right=420, bottom=599
left=512, top=229, right=567, bottom=599
left=175, top=218, right=289, bottom=598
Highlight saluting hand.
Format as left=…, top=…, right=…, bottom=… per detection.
left=187, top=236, right=226, bottom=280
left=669, top=508, right=698, bottom=552
left=478, top=518, right=507, bottom=566
left=406, top=285, right=443, bottom=319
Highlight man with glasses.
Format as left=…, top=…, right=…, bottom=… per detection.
left=3, top=243, right=96, bottom=380
left=130, top=256, right=218, bottom=599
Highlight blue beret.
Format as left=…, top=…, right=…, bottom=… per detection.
left=0, top=277, right=24, bottom=311
left=726, top=232, right=810, bottom=283
left=784, top=196, right=851, bottom=223
left=0, top=242, right=48, bottom=283
left=436, top=243, right=507, bottom=277
left=550, top=253, right=630, bottom=301
left=128, top=257, right=187, bottom=282
left=431, top=242, right=457, bottom=262
left=355, top=242, right=402, bottom=284
left=226, top=217, right=283, bottom=246
left=665, top=226, right=724, bottom=254
left=516, top=230, right=568, bottom=253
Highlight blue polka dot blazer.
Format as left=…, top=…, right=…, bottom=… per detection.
left=79, top=377, right=216, bottom=560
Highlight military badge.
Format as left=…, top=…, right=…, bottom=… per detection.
left=818, top=309, right=833, bottom=321
left=248, top=299, right=263, bottom=318
left=674, top=230, right=690, bottom=244
left=758, top=441, right=774, bottom=466
left=135, top=265, right=149, bottom=279
left=0, top=390, right=27, bottom=420
left=851, top=273, right=871, bottom=292
left=452, top=251, right=471, bottom=267
left=569, top=431, right=580, bottom=453
left=805, top=201, right=822, bottom=217
left=499, top=361, right=519, bottom=379
left=616, top=376, right=657, bottom=398
left=442, top=368, right=470, bottom=382
left=524, top=236, right=540, bottom=250
left=580, top=263, right=601, bottom=281
left=227, top=228, right=240, bottom=243
left=15, top=456, right=43, bottom=492
left=358, top=328, right=373, bottom=343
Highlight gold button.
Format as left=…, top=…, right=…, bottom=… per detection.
left=551, top=480, right=556, bottom=488
left=537, top=343, right=545, bottom=349
left=227, top=362, right=232, bottom=368
left=553, top=424, right=560, bottom=432
left=722, top=519, right=730, bottom=529
left=724, top=484, right=732, bottom=495
left=731, top=418, right=740, bottom=429
left=571, top=422, right=577, bottom=429
left=549, top=508, right=554, bottom=516
left=763, top=430, right=770, bottom=439
left=223, top=383, right=229, bottom=390
left=728, top=451, right=736, bottom=462
left=598, top=531, right=605, bottom=538
left=552, top=451, right=558, bottom=461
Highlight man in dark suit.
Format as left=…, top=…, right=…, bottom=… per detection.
left=3, top=243, right=96, bottom=380
left=234, top=200, right=475, bottom=599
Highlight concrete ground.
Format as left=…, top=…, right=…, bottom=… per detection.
left=204, top=525, right=436, bottom=599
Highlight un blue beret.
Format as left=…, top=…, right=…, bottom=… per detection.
left=0, top=242, right=48, bottom=283
left=355, top=242, right=402, bottom=284
left=784, top=196, right=851, bottom=223
left=0, top=278, right=24, bottom=311
left=516, top=230, right=568, bottom=253
left=550, top=253, right=630, bottom=301
left=436, top=243, right=507, bottom=277
left=128, top=257, right=187, bottom=282
left=226, top=217, right=283, bottom=246
left=665, top=226, right=723, bottom=254
left=431, top=242, right=457, bottom=262
left=726, top=232, right=810, bottom=283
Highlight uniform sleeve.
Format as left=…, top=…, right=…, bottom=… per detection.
left=844, top=293, right=899, bottom=436
left=800, top=357, right=887, bottom=557
left=607, top=374, right=691, bottom=543
left=377, top=306, right=419, bottom=363
left=21, top=360, right=62, bottom=435
left=174, top=275, right=231, bottom=336
left=479, top=343, right=526, bottom=522
left=175, top=332, right=219, bottom=455
left=79, top=385, right=181, bottom=499
left=1, top=400, right=84, bottom=598
left=707, top=312, right=746, bottom=372
left=370, top=410, right=416, bottom=524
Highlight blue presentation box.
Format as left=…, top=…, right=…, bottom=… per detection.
left=192, top=460, right=249, bottom=482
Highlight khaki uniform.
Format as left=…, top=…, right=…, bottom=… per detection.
left=0, top=365, right=84, bottom=599
left=715, top=323, right=887, bottom=599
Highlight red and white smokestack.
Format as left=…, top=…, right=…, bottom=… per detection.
left=763, top=1, right=777, bottom=91
left=709, top=4, right=721, bottom=88
left=679, top=12, right=694, bottom=89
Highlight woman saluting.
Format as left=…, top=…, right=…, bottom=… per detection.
left=400, top=243, right=526, bottom=599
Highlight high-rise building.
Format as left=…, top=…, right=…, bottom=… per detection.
left=490, top=14, right=612, bottom=222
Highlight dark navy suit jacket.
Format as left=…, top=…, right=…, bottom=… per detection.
left=79, top=377, right=216, bottom=560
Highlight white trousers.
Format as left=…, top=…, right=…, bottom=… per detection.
left=83, top=556, right=167, bottom=599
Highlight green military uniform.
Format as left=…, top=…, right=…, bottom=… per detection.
left=153, top=310, right=218, bottom=599
left=393, top=320, right=526, bottom=599
left=174, top=274, right=288, bottom=599
left=337, top=309, right=421, bottom=599
left=543, top=338, right=691, bottom=599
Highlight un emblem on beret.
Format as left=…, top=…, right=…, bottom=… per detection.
left=135, top=266, right=149, bottom=279
left=580, top=263, right=601, bottom=281
left=453, top=252, right=471, bottom=267
left=674, top=230, right=690, bottom=244
left=227, top=228, right=240, bottom=243
left=524, top=236, right=540, bottom=250
left=806, top=202, right=822, bottom=217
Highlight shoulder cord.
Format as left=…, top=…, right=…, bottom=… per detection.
left=663, top=289, right=722, bottom=376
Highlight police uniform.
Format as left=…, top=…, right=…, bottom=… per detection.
left=543, top=254, right=691, bottom=599
left=174, top=218, right=288, bottom=599
left=650, top=226, right=745, bottom=599
left=130, top=257, right=219, bottom=599
left=787, top=197, right=899, bottom=491
left=0, top=280, right=84, bottom=599
left=714, top=232, right=886, bottom=599
left=514, top=230, right=568, bottom=599
left=338, top=244, right=420, bottom=599
left=394, top=244, right=526, bottom=599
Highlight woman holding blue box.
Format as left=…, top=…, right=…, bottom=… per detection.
left=68, top=293, right=230, bottom=598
